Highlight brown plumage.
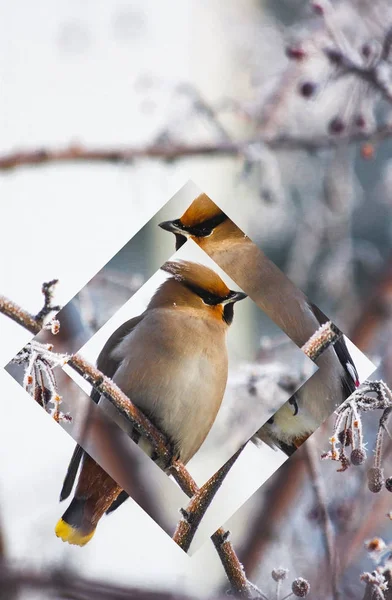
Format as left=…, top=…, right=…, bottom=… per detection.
left=160, top=194, right=320, bottom=347
left=159, top=194, right=359, bottom=455
left=56, top=260, right=247, bottom=545
left=180, top=193, right=223, bottom=228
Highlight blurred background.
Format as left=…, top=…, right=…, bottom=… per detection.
left=1, top=0, right=392, bottom=598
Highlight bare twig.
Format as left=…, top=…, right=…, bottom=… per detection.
left=34, top=279, right=61, bottom=324
left=1, top=124, right=392, bottom=172
left=173, top=446, right=245, bottom=552
left=0, top=297, right=41, bottom=334
left=304, top=437, right=338, bottom=599
left=0, top=280, right=60, bottom=334
left=324, top=47, right=392, bottom=105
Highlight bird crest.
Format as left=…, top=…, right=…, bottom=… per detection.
left=161, top=260, right=231, bottom=299
left=179, top=194, right=224, bottom=228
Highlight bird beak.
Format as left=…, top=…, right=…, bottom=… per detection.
left=223, top=291, right=248, bottom=305
left=158, top=220, right=184, bottom=235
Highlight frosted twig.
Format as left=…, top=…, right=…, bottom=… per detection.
left=301, top=321, right=342, bottom=362
left=173, top=445, right=245, bottom=552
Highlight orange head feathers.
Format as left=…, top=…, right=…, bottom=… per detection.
left=147, top=260, right=247, bottom=325
left=162, top=260, right=231, bottom=299
left=159, top=194, right=228, bottom=250
left=179, top=194, right=223, bottom=228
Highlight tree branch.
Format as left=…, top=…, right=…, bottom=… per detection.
left=173, top=446, right=245, bottom=552
left=1, top=124, right=392, bottom=173
left=324, top=47, right=392, bottom=105
left=304, top=437, right=339, bottom=599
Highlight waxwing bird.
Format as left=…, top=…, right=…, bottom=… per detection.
left=159, top=194, right=359, bottom=455
left=55, top=260, right=247, bottom=546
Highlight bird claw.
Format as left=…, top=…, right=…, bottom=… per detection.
left=289, top=396, right=299, bottom=416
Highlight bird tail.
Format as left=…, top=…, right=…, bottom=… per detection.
left=55, top=497, right=96, bottom=547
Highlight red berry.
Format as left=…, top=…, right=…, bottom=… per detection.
left=312, top=2, right=324, bottom=15
left=362, top=44, right=371, bottom=59
left=328, top=117, right=345, bottom=134
left=355, top=114, right=366, bottom=128
left=361, top=143, right=375, bottom=160
left=286, top=46, right=307, bottom=61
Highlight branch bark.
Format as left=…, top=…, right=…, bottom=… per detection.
left=1, top=124, right=392, bottom=172
left=173, top=446, right=245, bottom=552
left=304, top=438, right=339, bottom=600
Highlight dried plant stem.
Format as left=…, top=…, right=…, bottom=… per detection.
left=304, top=438, right=338, bottom=600
left=173, top=446, right=245, bottom=552
left=0, top=291, right=251, bottom=597
left=1, top=124, right=392, bottom=172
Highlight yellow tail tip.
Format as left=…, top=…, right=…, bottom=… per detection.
left=55, top=519, right=95, bottom=547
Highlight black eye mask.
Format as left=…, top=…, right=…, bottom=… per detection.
left=186, top=283, right=227, bottom=305
left=185, top=284, right=236, bottom=325
left=177, top=212, right=228, bottom=238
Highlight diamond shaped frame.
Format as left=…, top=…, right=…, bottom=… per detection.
left=5, top=180, right=376, bottom=554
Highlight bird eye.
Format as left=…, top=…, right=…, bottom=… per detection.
left=186, top=284, right=222, bottom=305
left=186, top=213, right=227, bottom=238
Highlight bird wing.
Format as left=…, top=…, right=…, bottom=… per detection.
left=309, top=303, right=359, bottom=394
left=59, top=315, right=144, bottom=503
left=262, top=305, right=360, bottom=457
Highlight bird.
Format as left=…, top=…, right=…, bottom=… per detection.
left=55, top=259, right=247, bottom=546
left=159, top=193, right=359, bottom=455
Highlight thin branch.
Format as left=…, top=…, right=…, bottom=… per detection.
left=304, top=437, right=338, bottom=600
left=173, top=446, right=245, bottom=552
left=324, top=47, right=392, bottom=105
left=0, top=290, right=251, bottom=598
left=0, top=280, right=60, bottom=334
left=1, top=124, right=392, bottom=172
left=0, top=296, right=41, bottom=334
left=212, top=529, right=253, bottom=599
